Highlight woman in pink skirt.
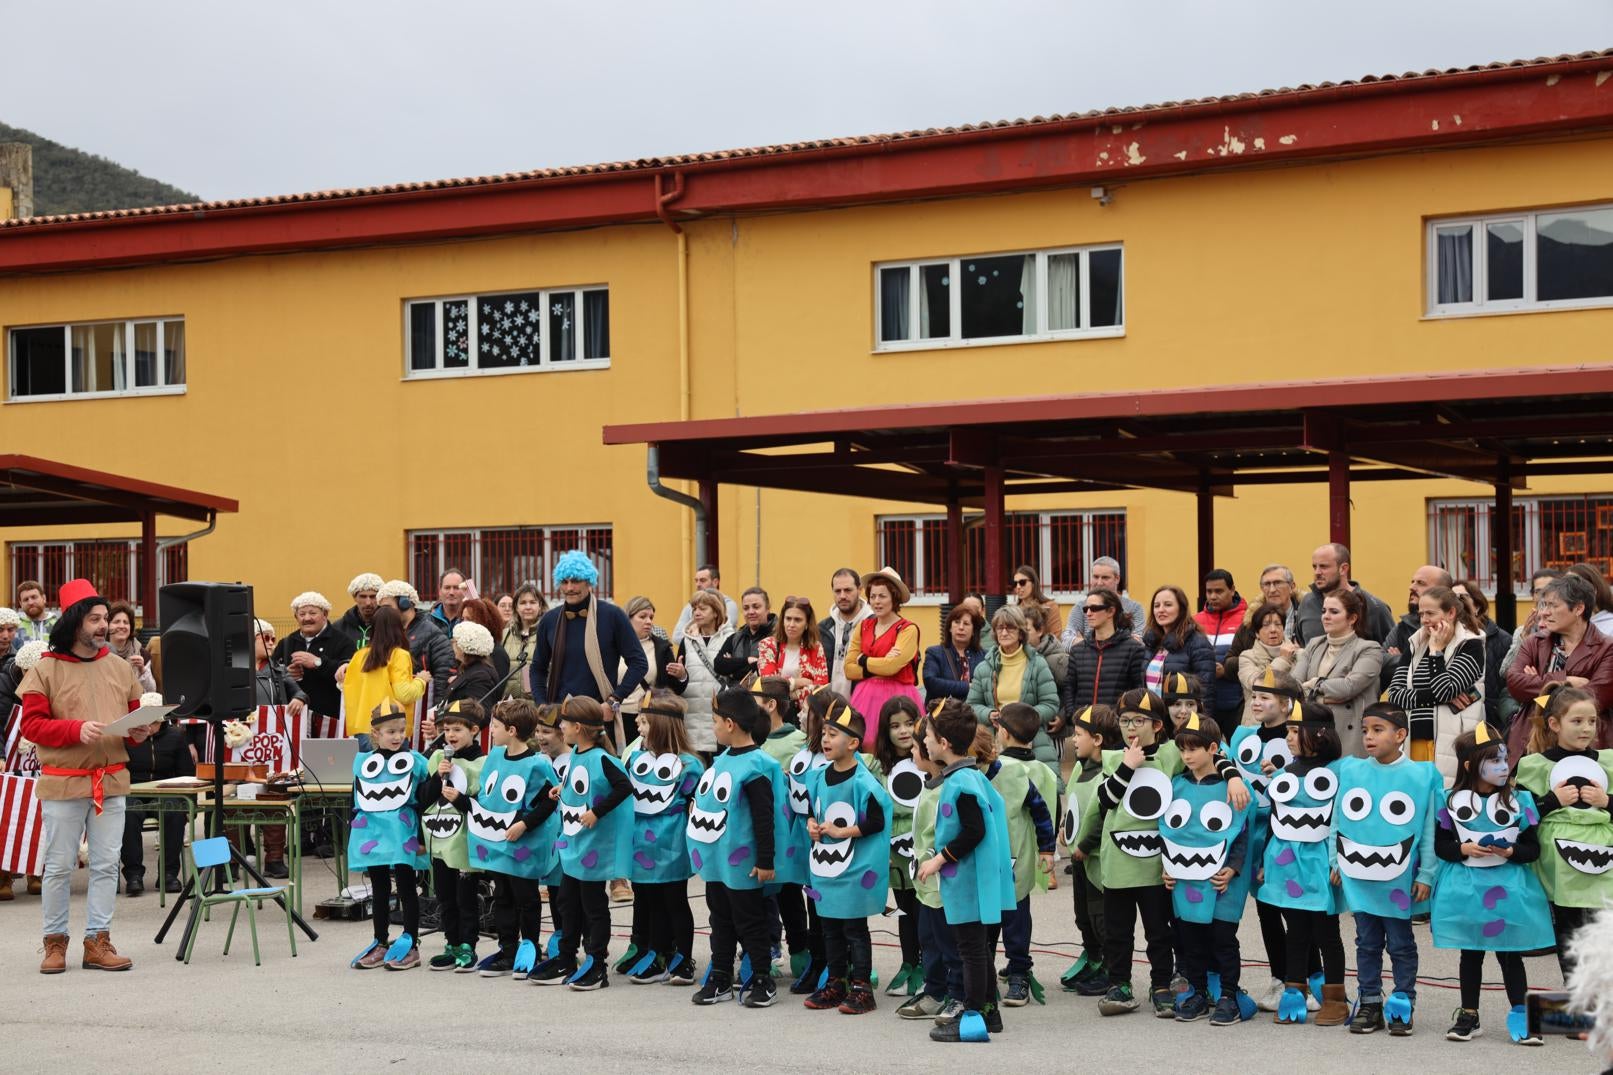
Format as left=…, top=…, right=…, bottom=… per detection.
left=844, top=567, right=923, bottom=718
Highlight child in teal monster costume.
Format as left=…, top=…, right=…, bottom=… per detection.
left=916, top=699, right=1017, bottom=1043
left=623, top=688, right=704, bottom=984
left=752, top=676, right=815, bottom=991
left=1433, top=724, right=1552, bottom=1046
left=989, top=702, right=1058, bottom=1008
left=418, top=699, right=487, bottom=972
left=874, top=695, right=924, bottom=1000
left=348, top=700, right=431, bottom=971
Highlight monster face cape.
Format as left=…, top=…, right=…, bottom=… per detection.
left=422, top=749, right=486, bottom=872
left=1515, top=750, right=1613, bottom=908
left=349, top=748, right=430, bottom=871
left=1228, top=725, right=1294, bottom=878
left=805, top=762, right=893, bottom=919
left=762, top=725, right=807, bottom=771
left=1161, top=775, right=1252, bottom=924
left=627, top=748, right=703, bottom=884
left=1332, top=756, right=1442, bottom=919
left=467, top=747, right=559, bottom=880
left=1061, top=763, right=1104, bottom=890
left=910, top=780, right=942, bottom=909
left=1099, top=740, right=1183, bottom=889
left=886, top=758, right=924, bottom=891
left=934, top=766, right=1016, bottom=926
left=993, top=755, right=1058, bottom=900
left=688, top=748, right=801, bottom=890
left=1431, top=788, right=1554, bottom=951
left=785, top=748, right=830, bottom=820
left=557, top=746, right=634, bottom=882
left=1256, top=759, right=1341, bottom=913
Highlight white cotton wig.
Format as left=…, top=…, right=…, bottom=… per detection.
left=0, top=607, right=19, bottom=629
left=253, top=618, right=274, bottom=636
left=140, top=691, right=165, bottom=707
left=13, top=639, right=47, bottom=671
left=289, top=591, right=331, bottom=614
left=1567, top=907, right=1613, bottom=1065
left=348, top=572, right=383, bottom=596
left=452, top=620, right=495, bottom=657
left=377, top=579, right=419, bottom=606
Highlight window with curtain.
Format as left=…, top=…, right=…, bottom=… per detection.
left=405, top=286, right=610, bottom=376
left=1429, top=202, right=1613, bottom=314
left=875, top=244, right=1123, bottom=349
left=8, top=318, right=187, bottom=400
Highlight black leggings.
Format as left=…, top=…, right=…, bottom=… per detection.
left=776, top=883, right=816, bottom=957
left=952, top=920, right=997, bottom=1012
left=635, top=880, right=694, bottom=964
left=707, top=882, right=771, bottom=981
left=1459, top=950, right=1527, bottom=1010
left=557, top=876, right=612, bottom=962
left=892, top=888, right=921, bottom=965
left=1550, top=903, right=1590, bottom=979
left=430, top=860, right=481, bottom=947
left=491, top=873, right=543, bottom=951
left=1279, top=908, right=1344, bottom=986
left=368, top=864, right=419, bottom=944
left=1103, top=885, right=1174, bottom=990
left=1256, top=899, right=1320, bottom=981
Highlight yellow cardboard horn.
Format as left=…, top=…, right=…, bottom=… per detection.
left=1475, top=722, right=1493, bottom=745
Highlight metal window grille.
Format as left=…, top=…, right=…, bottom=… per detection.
left=1428, top=494, right=1613, bottom=596
left=408, top=525, right=614, bottom=602
left=7, top=538, right=188, bottom=615
left=876, top=510, right=1127, bottom=597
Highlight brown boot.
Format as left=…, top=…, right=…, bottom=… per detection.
left=1315, top=983, right=1351, bottom=1026
left=40, top=933, right=68, bottom=974
left=81, top=931, right=133, bottom=971
left=0, top=871, right=13, bottom=901
left=26, top=875, right=41, bottom=895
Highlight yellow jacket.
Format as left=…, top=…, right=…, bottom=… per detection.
left=341, top=646, right=426, bottom=735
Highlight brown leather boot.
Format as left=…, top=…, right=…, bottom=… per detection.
left=1315, top=983, right=1351, bottom=1026
left=26, top=874, right=42, bottom=895
left=81, top=931, right=133, bottom=971
left=40, top=933, right=68, bottom=974
left=0, top=871, right=13, bottom=901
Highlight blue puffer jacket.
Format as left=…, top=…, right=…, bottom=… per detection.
left=1140, top=625, right=1216, bottom=700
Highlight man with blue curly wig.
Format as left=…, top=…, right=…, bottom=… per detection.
left=529, top=551, right=647, bottom=740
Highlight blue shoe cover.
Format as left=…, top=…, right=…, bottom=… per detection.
left=958, top=1010, right=990, bottom=1042
left=738, top=952, right=754, bottom=990
left=1277, top=987, right=1308, bottom=1023
left=1384, top=991, right=1413, bottom=1028
left=1174, top=985, right=1198, bottom=1013
left=1506, top=1004, right=1529, bottom=1043
left=545, top=932, right=562, bottom=959
left=512, top=939, right=536, bottom=974
left=628, top=948, right=659, bottom=977
left=1206, top=971, right=1222, bottom=1001
left=350, top=939, right=381, bottom=968
left=566, top=955, right=595, bottom=984
left=1307, top=970, right=1325, bottom=1004
left=1236, top=989, right=1258, bottom=1021
left=382, top=933, right=414, bottom=962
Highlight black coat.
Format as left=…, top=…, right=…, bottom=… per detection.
left=646, top=634, right=688, bottom=695
left=446, top=660, right=502, bottom=708
left=0, top=654, right=20, bottom=726
left=1063, top=630, right=1147, bottom=713
left=405, top=614, right=455, bottom=704
left=336, top=605, right=373, bottom=648
left=272, top=624, right=356, bottom=717
left=125, top=722, right=196, bottom=784
left=714, top=616, right=778, bottom=683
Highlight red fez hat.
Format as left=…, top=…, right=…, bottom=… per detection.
left=58, top=578, right=101, bottom=609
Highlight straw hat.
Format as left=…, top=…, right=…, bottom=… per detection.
left=860, top=566, right=911, bottom=605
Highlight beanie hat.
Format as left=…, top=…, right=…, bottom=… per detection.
left=289, top=591, right=331, bottom=614
left=348, top=573, right=383, bottom=596
left=452, top=620, right=495, bottom=657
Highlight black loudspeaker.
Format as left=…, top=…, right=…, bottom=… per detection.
left=159, top=582, right=255, bottom=720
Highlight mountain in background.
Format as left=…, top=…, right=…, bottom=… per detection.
left=0, top=121, right=199, bottom=216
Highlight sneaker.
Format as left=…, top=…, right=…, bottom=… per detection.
left=1099, top=984, right=1140, bottom=1016
left=790, top=958, right=826, bottom=995
left=612, top=942, right=641, bottom=975
left=629, top=957, right=668, bottom=984
left=897, top=994, right=947, bottom=1020
left=1003, top=974, right=1030, bottom=1007
left=692, top=972, right=734, bottom=1005
left=384, top=945, right=419, bottom=971
left=663, top=955, right=695, bottom=987
left=529, top=957, right=577, bottom=985
left=928, top=1013, right=972, bottom=1043
left=1256, top=977, right=1286, bottom=1013
left=1073, top=969, right=1112, bottom=997
left=609, top=878, right=633, bottom=903
left=453, top=945, right=477, bottom=972
left=838, top=980, right=876, bottom=1015
left=1351, top=1001, right=1385, bottom=1035
left=984, top=1003, right=1005, bottom=1034
left=1209, top=996, right=1241, bottom=1027
left=804, top=978, right=849, bottom=1010
left=1445, top=1008, right=1482, bottom=1042
left=1175, top=990, right=1210, bottom=1022
left=1389, top=1013, right=1415, bottom=1037
left=428, top=945, right=458, bottom=971
left=263, top=859, right=289, bottom=880
left=1151, top=987, right=1176, bottom=1018
left=477, top=951, right=514, bottom=977
left=354, top=942, right=388, bottom=970
left=568, top=960, right=608, bottom=991
left=743, top=975, right=778, bottom=1009
left=933, top=997, right=963, bottom=1024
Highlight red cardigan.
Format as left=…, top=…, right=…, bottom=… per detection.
left=755, top=636, right=829, bottom=702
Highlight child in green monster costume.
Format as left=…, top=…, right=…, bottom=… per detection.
left=1061, top=704, right=1120, bottom=996
left=419, top=700, right=487, bottom=972
left=874, top=695, right=924, bottom=999
left=989, top=702, right=1058, bottom=1008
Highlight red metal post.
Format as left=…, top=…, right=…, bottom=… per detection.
left=139, top=510, right=158, bottom=630
left=1328, top=451, right=1352, bottom=548
left=698, top=479, right=720, bottom=574
left=1196, top=481, right=1215, bottom=589
left=1493, top=458, right=1516, bottom=631
left=983, top=467, right=1005, bottom=610
left=946, top=497, right=965, bottom=605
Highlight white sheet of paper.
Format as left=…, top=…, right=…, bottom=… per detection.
left=101, top=705, right=179, bottom=737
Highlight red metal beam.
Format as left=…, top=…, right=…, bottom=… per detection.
left=1328, top=452, right=1352, bottom=547
left=0, top=454, right=237, bottom=518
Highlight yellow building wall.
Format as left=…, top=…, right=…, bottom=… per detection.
left=1, top=136, right=1610, bottom=637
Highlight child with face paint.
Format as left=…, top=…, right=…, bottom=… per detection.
left=622, top=689, right=704, bottom=985
left=917, top=700, right=1016, bottom=1042
left=875, top=695, right=925, bottom=999
left=1162, top=672, right=1206, bottom=737
left=1060, top=704, right=1118, bottom=997
left=1432, top=724, right=1551, bottom=1046
left=417, top=700, right=487, bottom=972
left=529, top=697, right=633, bottom=990
left=897, top=703, right=964, bottom=1021
left=988, top=702, right=1058, bottom=1008
left=470, top=700, right=559, bottom=978
left=348, top=700, right=431, bottom=970
left=1230, top=669, right=1320, bottom=1014
left=1096, top=689, right=1249, bottom=1017
left=1513, top=684, right=1613, bottom=982
left=802, top=701, right=891, bottom=1015
left=1162, top=713, right=1254, bottom=1025
left=691, top=689, right=791, bottom=1009
left=1256, top=700, right=1345, bottom=1026
left=1331, top=701, right=1441, bottom=1034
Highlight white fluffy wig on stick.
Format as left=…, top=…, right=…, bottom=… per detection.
left=1567, top=908, right=1613, bottom=1067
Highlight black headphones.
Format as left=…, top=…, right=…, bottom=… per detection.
left=396, top=595, right=413, bottom=611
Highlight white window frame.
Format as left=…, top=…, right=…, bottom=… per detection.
left=1426, top=202, right=1613, bottom=317
left=407, top=524, right=615, bottom=599
left=403, top=285, right=610, bottom=379
left=1426, top=495, right=1602, bottom=599
left=876, top=509, right=1126, bottom=605
left=6, top=317, right=187, bottom=403
left=873, top=244, right=1125, bottom=352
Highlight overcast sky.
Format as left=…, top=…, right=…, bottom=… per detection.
left=7, top=0, right=1610, bottom=202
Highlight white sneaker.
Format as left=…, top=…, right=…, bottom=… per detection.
left=1256, top=977, right=1285, bottom=1013
left=933, top=998, right=963, bottom=1024
left=1306, top=992, right=1320, bottom=1012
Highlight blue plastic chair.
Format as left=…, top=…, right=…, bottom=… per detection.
left=181, top=836, right=297, bottom=966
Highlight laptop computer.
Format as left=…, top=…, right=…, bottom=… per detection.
left=298, top=738, right=361, bottom=787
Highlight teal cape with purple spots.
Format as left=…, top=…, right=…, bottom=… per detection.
left=466, top=748, right=559, bottom=880
left=1332, top=756, right=1441, bottom=919
left=687, top=748, right=799, bottom=890
left=556, top=746, right=635, bottom=881
left=1431, top=788, right=1555, bottom=951
left=628, top=749, right=703, bottom=884
left=347, top=748, right=430, bottom=871
left=803, top=761, right=892, bottom=919
left=934, top=766, right=1016, bottom=926
left=1256, top=759, right=1341, bottom=913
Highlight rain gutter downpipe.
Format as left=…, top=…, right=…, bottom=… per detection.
left=647, top=444, right=706, bottom=567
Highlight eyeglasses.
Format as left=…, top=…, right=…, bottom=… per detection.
left=1084, top=604, right=1109, bottom=614
left=1118, top=716, right=1151, bottom=728
left=1012, top=578, right=1031, bottom=587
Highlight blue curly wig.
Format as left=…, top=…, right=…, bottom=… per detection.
left=552, top=550, right=600, bottom=587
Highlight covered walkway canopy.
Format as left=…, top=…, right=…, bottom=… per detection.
left=0, top=455, right=237, bottom=617
left=605, top=365, right=1613, bottom=629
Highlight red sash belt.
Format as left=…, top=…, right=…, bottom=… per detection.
left=41, top=763, right=126, bottom=814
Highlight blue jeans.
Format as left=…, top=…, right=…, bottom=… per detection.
left=1353, top=911, right=1418, bottom=1002
left=42, top=796, right=126, bottom=938
left=918, top=904, right=962, bottom=1000
left=996, top=895, right=1033, bottom=975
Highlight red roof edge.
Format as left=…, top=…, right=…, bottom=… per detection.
left=0, top=454, right=239, bottom=517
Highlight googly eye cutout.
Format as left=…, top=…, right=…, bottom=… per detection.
left=788, top=749, right=813, bottom=777
left=696, top=769, right=716, bottom=797
left=1199, top=801, right=1233, bottom=833
left=1448, top=789, right=1480, bottom=823
left=482, top=770, right=498, bottom=797
left=810, top=753, right=830, bottom=772
left=360, top=754, right=386, bottom=780
left=631, top=754, right=654, bottom=777
left=446, top=765, right=468, bottom=793
left=886, top=759, right=924, bottom=808
left=713, top=772, right=733, bottom=804
left=1304, top=768, right=1338, bottom=801
left=1121, top=768, right=1173, bottom=821
left=499, top=774, right=527, bottom=806
left=569, top=766, right=591, bottom=798
left=1162, top=800, right=1191, bottom=830
left=655, top=753, right=680, bottom=781
left=1340, top=788, right=1374, bottom=822
left=823, top=801, right=856, bottom=828
left=1263, top=740, right=1295, bottom=771
left=1269, top=772, right=1300, bottom=803
left=1235, top=737, right=1261, bottom=769
left=386, top=752, right=413, bottom=775
left=1378, top=791, right=1415, bottom=824
left=1485, top=795, right=1515, bottom=827
left=1060, top=803, right=1079, bottom=845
